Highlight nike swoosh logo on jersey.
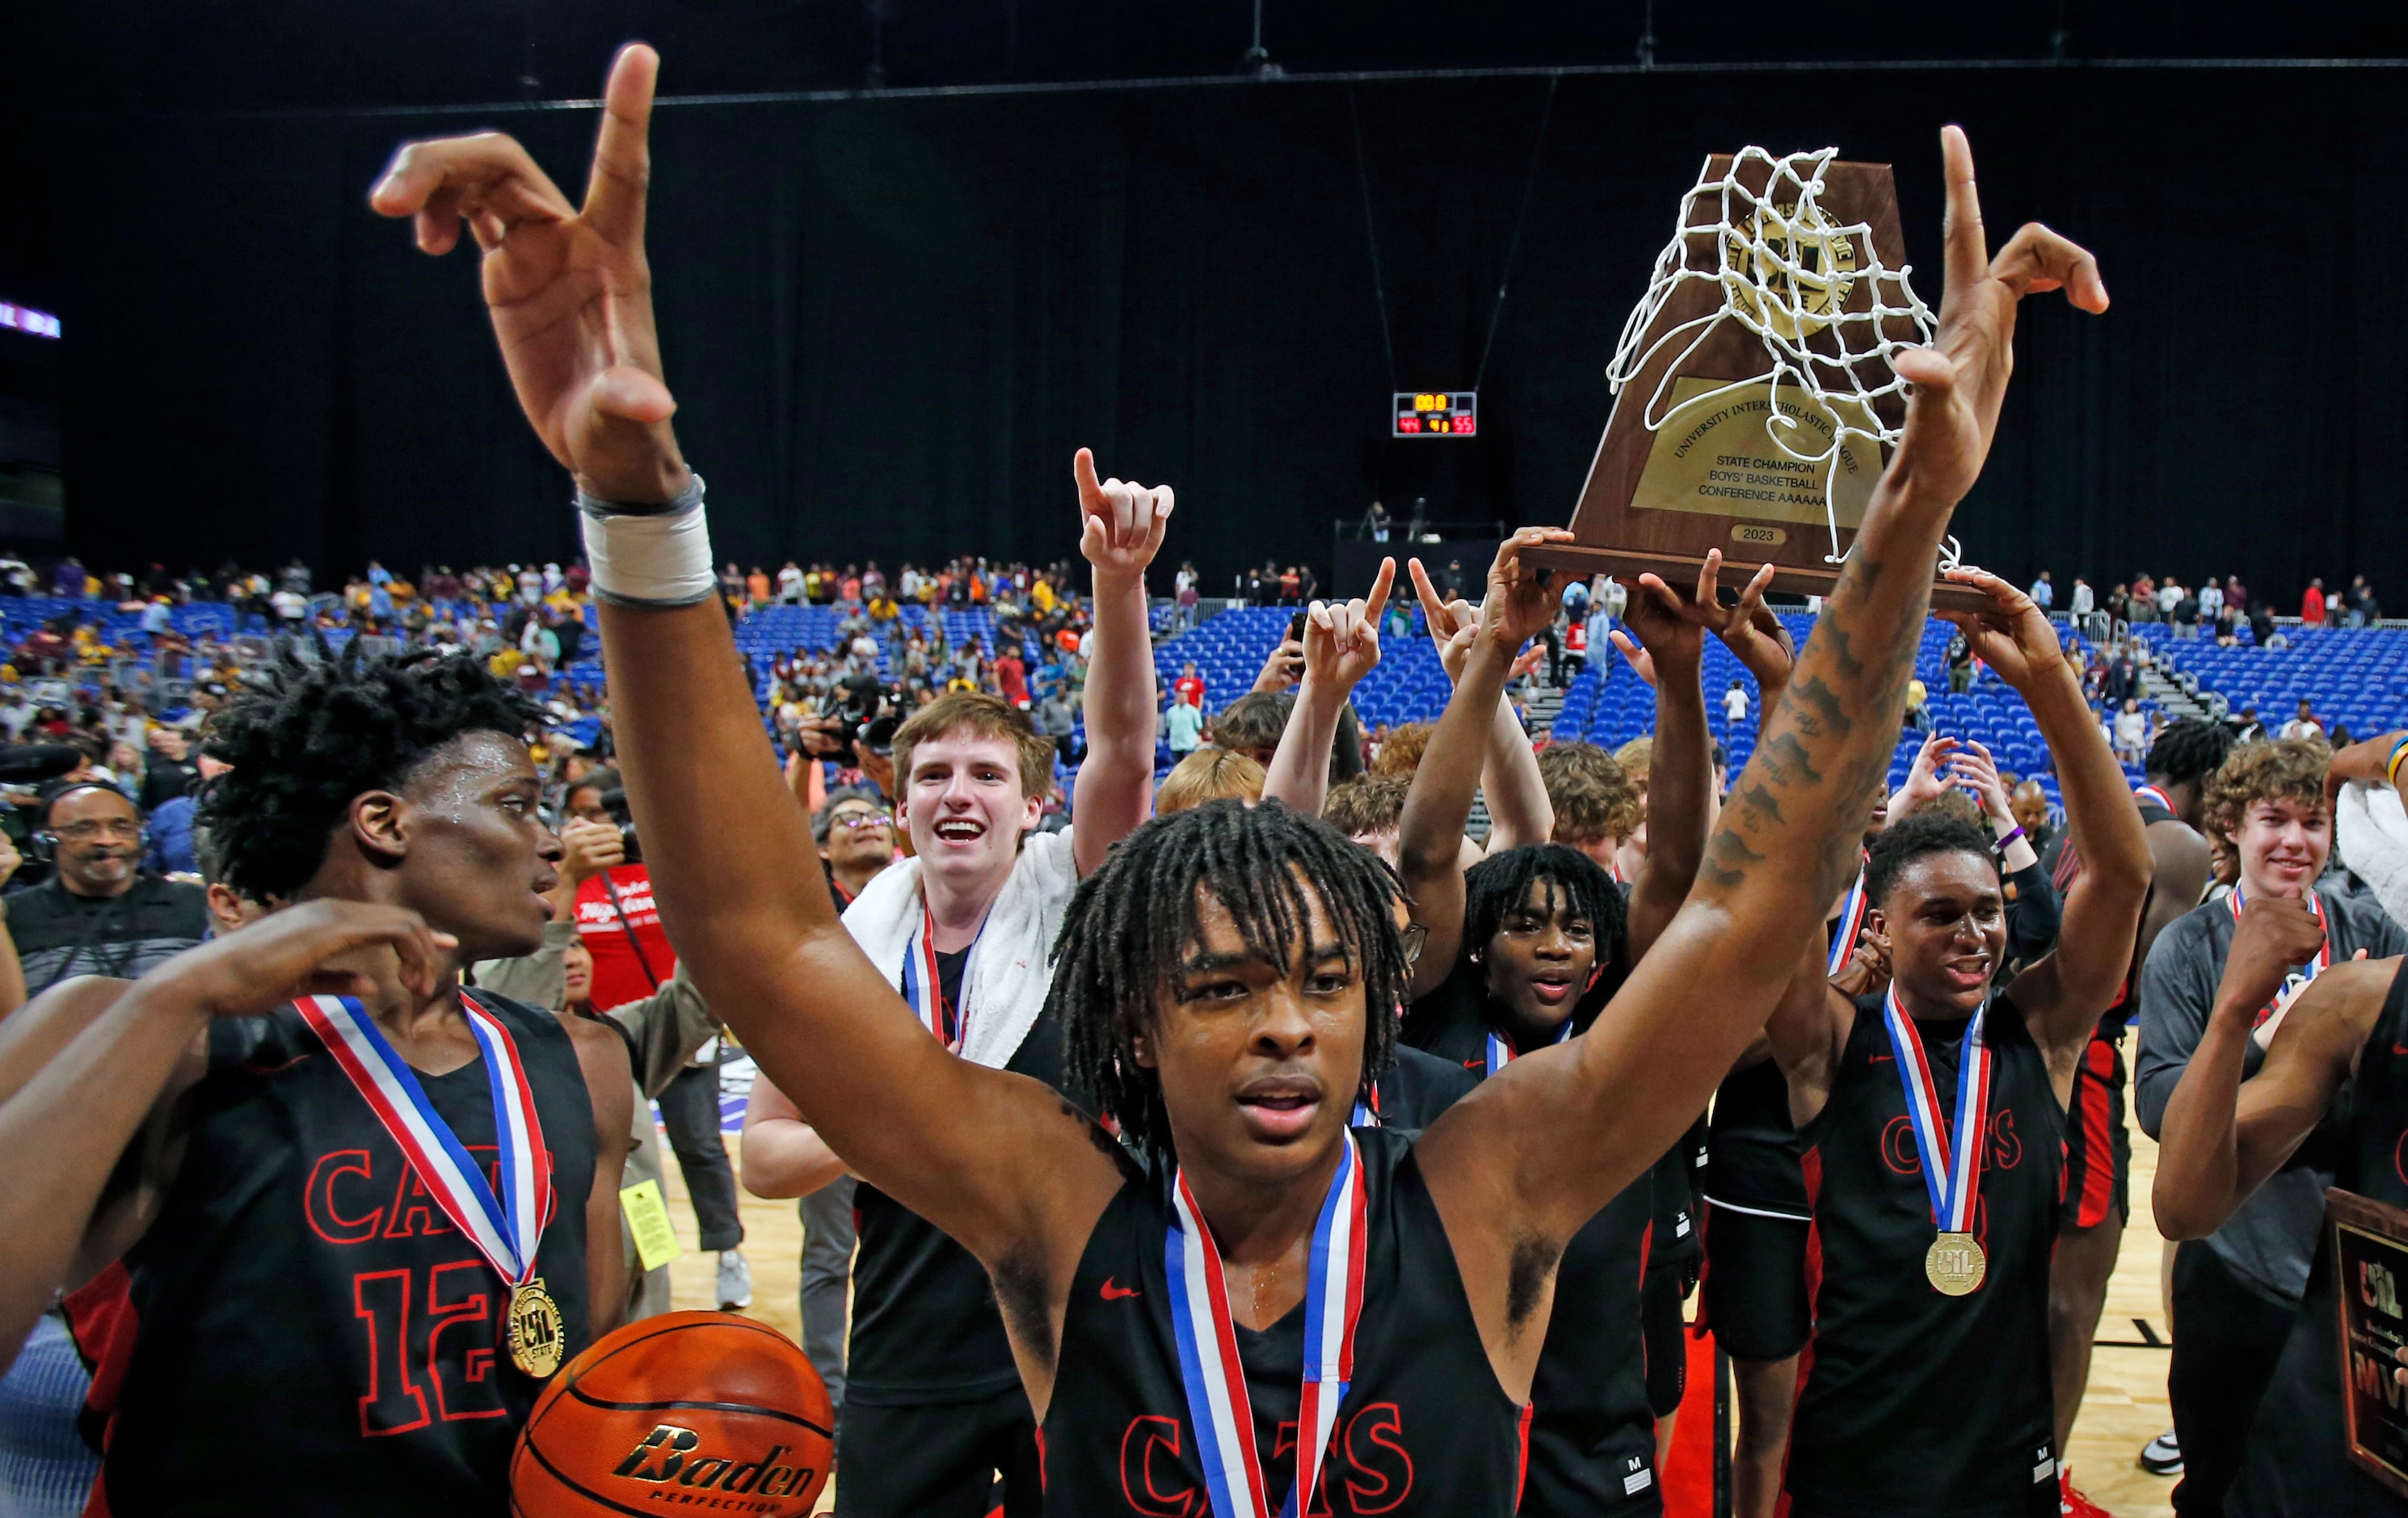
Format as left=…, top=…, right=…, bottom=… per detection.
left=1463, top=1058, right=1483, bottom=1069
left=2392, top=1043, right=2408, bottom=1056
left=1869, top=1053, right=1894, bottom=1065
left=1101, top=1278, right=1142, bottom=1301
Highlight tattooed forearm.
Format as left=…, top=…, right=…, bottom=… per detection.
left=1758, top=732, right=1824, bottom=789
left=1736, top=784, right=1786, bottom=827
left=1702, top=828, right=1766, bottom=890
left=1787, top=677, right=1852, bottom=740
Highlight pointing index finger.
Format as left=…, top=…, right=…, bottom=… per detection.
left=583, top=44, right=660, bottom=250
left=1364, top=557, right=1396, bottom=625
left=1939, top=124, right=1989, bottom=316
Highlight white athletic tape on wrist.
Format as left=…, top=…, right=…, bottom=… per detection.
left=578, top=474, right=715, bottom=607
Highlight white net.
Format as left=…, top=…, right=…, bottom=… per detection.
left=1607, top=146, right=1951, bottom=568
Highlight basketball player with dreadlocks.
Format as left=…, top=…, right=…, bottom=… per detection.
left=378, top=45, right=2103, bottom=1512
left=2040, top=715, right=2229, bottom=1493
left=6, top=645, right=630, bottom=1516
left=1391, top=556, right=1788, bottom=1514
left=1758, top=567, right=2150, bottom=1518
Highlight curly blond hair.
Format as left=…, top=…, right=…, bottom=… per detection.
left=1370, top=723, right=1436, bottom=778
left=2203, top=738, right=2332, bottom=843
left=1536, top=742, right=1644, bottom=844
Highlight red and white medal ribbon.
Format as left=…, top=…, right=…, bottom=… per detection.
left=296, top=992, right=552, bottom=1289
left=2229, top=885, right=2330, bottom=1027
left=1484, top=1019, right=1571, bottom=1078
left=1826, top=864, right=1871, bottom=979
left=1166, top=1132, right=1368, bottom=1518
left=2134, top=783, right=2175, bottom=815
left=1880, top=986, right=1991, bottom=1237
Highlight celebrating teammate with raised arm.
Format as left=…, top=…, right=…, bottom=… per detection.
left=2150, top=896, right=2406, bottom=1517
left=1757, top=567, right=2150, bottom=1518
left=377, top=48, right=2104, bottom=1512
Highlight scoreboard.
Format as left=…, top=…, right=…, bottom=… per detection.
left=1394, top=391, right=1476, bottom=437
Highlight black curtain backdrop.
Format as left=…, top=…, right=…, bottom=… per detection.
left=38, top=65, right=2408, bottom=604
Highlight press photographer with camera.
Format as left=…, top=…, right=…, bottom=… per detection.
left=558, top=769, right=752, bottom=1310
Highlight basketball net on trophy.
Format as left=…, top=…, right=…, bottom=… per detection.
left=1533, top=147, right=1985, bottom=610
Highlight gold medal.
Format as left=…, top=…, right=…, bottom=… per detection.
left=507, top=1277, right=565, bottom=1377
left=1924, top=1232, right=1986, bottom=1297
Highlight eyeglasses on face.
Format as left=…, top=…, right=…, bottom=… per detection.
left=53, top=819, right=141, bottom=842
left=831, top=811, right=892, bottom=831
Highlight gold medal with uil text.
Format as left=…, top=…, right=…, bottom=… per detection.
left=1925, top=1233, right=1987, bottom=1297
left=508, top=1278, right=565, bottom=1378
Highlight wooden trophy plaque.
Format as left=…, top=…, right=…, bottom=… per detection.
left=2330, top=1187, right=2408, bottom=1500
left=1527, top=153, right=1983, bottom=612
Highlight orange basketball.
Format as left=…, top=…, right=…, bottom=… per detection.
left=511, top=1311, right=833, bottom=1517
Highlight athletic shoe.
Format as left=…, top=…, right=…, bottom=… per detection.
left=2059, top=1470, right=2114, bottom=1518
left=717, top=1250, right=754, bottom=1310
left=2139, top=1429, right=2183, bottom=1476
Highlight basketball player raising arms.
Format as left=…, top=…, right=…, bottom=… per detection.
left=1, top=646, right=631, bottom=1516
left=374, top=44, right=2103, bottom=1514
left=1761, top=568, right=2151, bottom=1518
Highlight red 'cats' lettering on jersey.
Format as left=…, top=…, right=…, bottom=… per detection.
left=1115, top=1406, right=1417, bottom=1517
left=1878, top=1108, right=2023, bottom=1179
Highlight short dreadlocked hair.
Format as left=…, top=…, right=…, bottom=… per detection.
left=1053, top=799, right=1406, bottom=1162
left=1462, top=844, right=1628, bottom=998
left=1864, top=808, right=1998, bottom=908
left=2145, top=718, right=2237, bottom=791
left=198, top=643, right=541, bottom=904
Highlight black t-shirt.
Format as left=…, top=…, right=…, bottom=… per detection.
left=1788, top=993, right=2063, bottom=1518
left=8, top=873, right=208, bottom=996
left=2229, top=960, right=2408, bottom=1518
left=104, top=991, right=597, bottom=1516
left=848, top=946, right=1075, bottom=1405
left=139, top=757, right=202, bottom=811
left=1401, top=956, right=1664, bottom=1514
left=1042, top=1131, right=1529, bottom=1516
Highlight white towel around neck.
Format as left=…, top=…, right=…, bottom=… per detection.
left=2337, top=782, right=2408, bottom=937
left=840, top=827, right=1077, bottom=1069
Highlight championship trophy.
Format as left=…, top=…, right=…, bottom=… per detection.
left=2328, top=1188, right=2408, bottom=1499
left=1531, top=147, right=1984, bottom=610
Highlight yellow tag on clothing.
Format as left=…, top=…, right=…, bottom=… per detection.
left=619, top=1179, right=684, bottom=1274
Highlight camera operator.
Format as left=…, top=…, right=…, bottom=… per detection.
left=559, top=770, right=751, bottom=1311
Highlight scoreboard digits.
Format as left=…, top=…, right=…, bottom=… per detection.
left=1394, top=390, right=1476, bottom=438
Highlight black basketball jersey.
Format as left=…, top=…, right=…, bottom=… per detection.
left=1787, top=992, right=2064, bottom=1518
left=1042, top=1130, right=1530, bottom=1516
left=102, top=991, right=598, bottom=1517
left=1367, top=1044, right=1479, bottom=1132
left=2229, top=959, right=2408, bottom=1518
left=1400, top=967, right=1662, bottom=1515
left=1705, top=1058, right=1808, bottom=1217
left=2044, top=795, right=2175, bottom=1039
left=848, top=946, right=1073, bottom=1406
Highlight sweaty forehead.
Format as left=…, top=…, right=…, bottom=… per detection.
left=400, top=731, right=535, bottom=799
